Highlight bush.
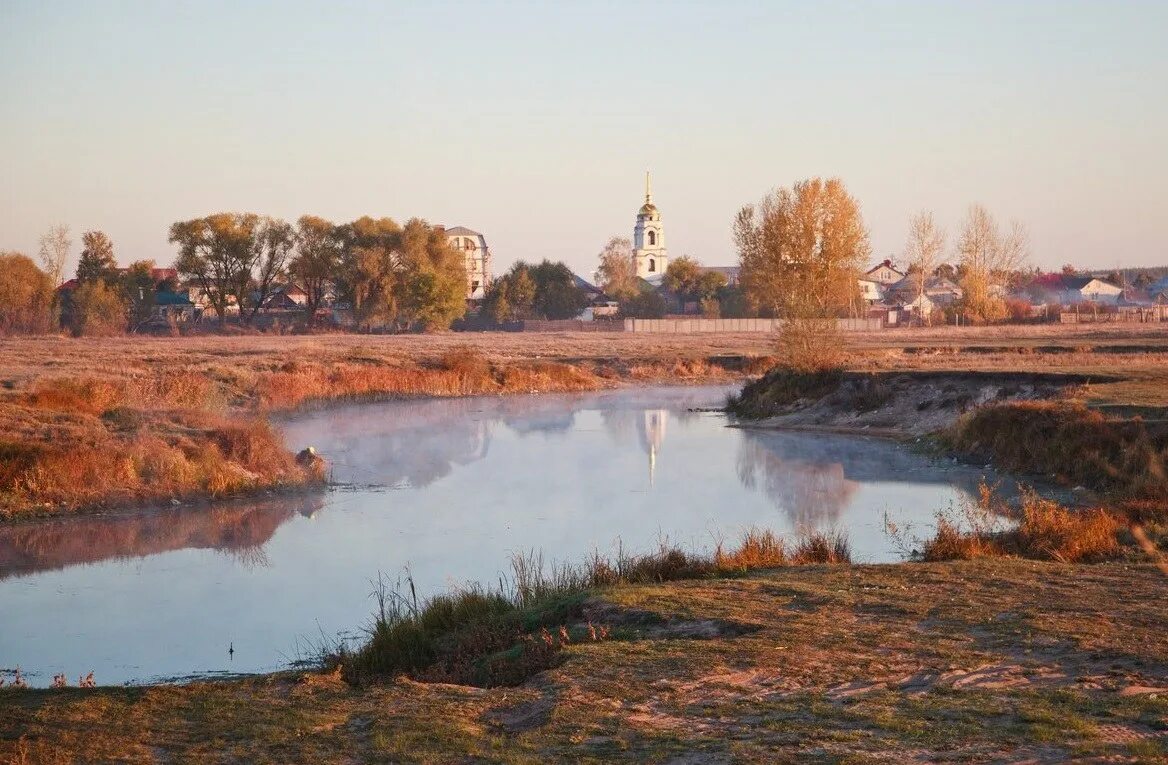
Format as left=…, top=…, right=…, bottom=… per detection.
left=0, top=252, right=55, bottom=334
left=776, top=316, right=848, bottom=373
left=69, top=280, right=127, bottom=337
left=620, top=291, right=667, bottom=319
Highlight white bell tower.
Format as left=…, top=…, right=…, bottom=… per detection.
left=633, top=171, right=667, bottom=280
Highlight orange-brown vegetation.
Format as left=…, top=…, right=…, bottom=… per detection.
left=915, top=486, right=1124, bottom=564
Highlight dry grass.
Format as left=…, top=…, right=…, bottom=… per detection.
left=948, top=400, right=1168, bottom=500
left=340, top=529, right=849, bottom=687
left=913, top=486, right=1124, bottom=564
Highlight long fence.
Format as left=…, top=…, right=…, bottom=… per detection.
left=622, top=317, right=885, bottom=333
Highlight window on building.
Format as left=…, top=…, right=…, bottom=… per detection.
left=648, top=231, right=656, bottom=246
left=648, top=258, right=656, bottom=272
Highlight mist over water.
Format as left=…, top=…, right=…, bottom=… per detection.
left=0, top=385, right=997, bottom=686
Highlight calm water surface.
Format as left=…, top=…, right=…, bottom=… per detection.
left=0, top=385, right=1000, bottom=686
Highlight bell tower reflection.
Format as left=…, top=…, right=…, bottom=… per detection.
left=639, top=409, right=668, bottom=486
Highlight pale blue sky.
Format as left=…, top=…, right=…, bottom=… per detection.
left=2, top=0, right=1166, bottom=277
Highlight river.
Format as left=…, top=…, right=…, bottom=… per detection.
left=0, top=385, right=1002, bottom=686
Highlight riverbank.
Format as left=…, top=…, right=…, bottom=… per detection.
left=0, top=336, right=774, bottom=520
left=4, top=559, right=1166, bottom=763
left=728, top=363, right=1168, bottom=509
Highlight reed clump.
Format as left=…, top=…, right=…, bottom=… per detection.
left=905, top=484, right=1124, bottom=564
left=338, top=529, right=849, bottom=687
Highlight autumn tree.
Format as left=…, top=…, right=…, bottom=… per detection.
left=483, top=260, right=586, bottom=322
left=395, top=218, right=467, bottom=329
left=955, top=204, right=1029, bottom=323
left=289, top=216, right=342, bottom=327
left=68, top=279, right=127, bottom=337
left=0, top=252, right=55, bottom=334
left=482, top=262, right=537, bottom=322
left=902, top=211, right=945, bottom=325
left=735, top=178, right=869, bottom=318
left=735, top=178, right=869, bottom=370
left=76, top=230, right=118, bottom=284
left=122, top=260, right=159, bottom=331
left=595, top=236, right=638, bottom=300
left=336, top=216, right=402, bottom=328
left=170, top=213, right=262, bottom=325
left=663, top=256, right=727, bottom=309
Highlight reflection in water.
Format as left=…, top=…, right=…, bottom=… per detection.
left=735, top=430, right=985, bottom=531
left=0, top=495, right=324, bottom=580
left=283, top=391, right=704, bottom=494
left=736, top=436, right=858, bottom=530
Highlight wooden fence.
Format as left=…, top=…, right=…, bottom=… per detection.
left=622, top=317, right=886, bottom=333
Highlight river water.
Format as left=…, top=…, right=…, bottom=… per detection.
left=0, top=385, right=1001, bottom=686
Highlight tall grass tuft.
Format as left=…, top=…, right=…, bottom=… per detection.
left=905, top=483, right=1124, bottom=563
left=338, top=528, right=848, bottom=687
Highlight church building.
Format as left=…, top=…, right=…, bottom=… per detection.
left=633, top=172, right=668, bottom=281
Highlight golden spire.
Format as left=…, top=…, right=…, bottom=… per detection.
left=645, top=170, right=652, bottom=203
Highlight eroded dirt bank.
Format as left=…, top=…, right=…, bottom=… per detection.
left=729, top=369, right=1091, bottom=437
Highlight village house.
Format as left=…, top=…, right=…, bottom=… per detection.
left=1026, top=274, right=1123, bottom=306
left=864, top=259, right=904, bottom=285
left=858, top=278, right=883, bottom=304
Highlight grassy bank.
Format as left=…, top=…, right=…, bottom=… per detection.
left=4, top=558, right=1166, bottom=763
left=338, top=530, right=850, bottom=689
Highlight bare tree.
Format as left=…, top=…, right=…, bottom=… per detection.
left=245, top=217, right=296, bottom=324
left=955, top=204, right=1029, bottom=322
left=38, top=224, right=71, bottom=287
left=903, top=211, right=945, bottom=325
left=595, top=236, right=637, bottom=300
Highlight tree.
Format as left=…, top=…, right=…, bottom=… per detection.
left=335, top=216, right=402, bottom=328
left=68, top=279, right=127, bottom=337
left=395, top=218, right=467, bottom=329
left=0, top=252, right=55, bottom=334
left=663, top=256, right=728, bottom=313
left=289, top=216, right=342, bottom=327
left=76, top=231, right=118, bottom=284
left=735, top=178, right=869, bottom=319
left=596, top=236, right=638, bottom=300
left=38, top=224, right=71, bottom=288
left=122, top=260, right=159, bottom=331
left=244, top=217, right=296, bottom=324
left=903, top=211, right=945, bottom=325
left=955, top=205, right=1029, bottom=323
left=483, top=260, right=586, bottom=322
left=620, top=290, right=667, bottom=319
left=170, top=213, right=263, bottom=325
left=483, top=263, right=536, bottom=322
left=528, top=260, right=589, bottom=319
left=1061, top=264, right=1078, bottom=276
left=934, top=263, right=958, bottom=281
